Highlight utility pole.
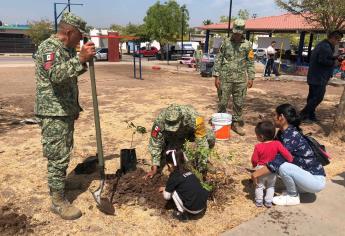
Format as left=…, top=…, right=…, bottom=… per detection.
left=181, top=6, right=184, bottom=57
left=54, top=1, right=83, bottom=32
left=227, top=0, right=233, bottom=37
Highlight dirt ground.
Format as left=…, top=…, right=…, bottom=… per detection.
left=0, top=61, right=345, bottom=235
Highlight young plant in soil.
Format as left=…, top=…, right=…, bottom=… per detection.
left=126, top=121, right=147, bottom=148
left=183, top=141, right=217, bottom=191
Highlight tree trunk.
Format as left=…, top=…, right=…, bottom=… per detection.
left=160, top=43, right=165, bottom=60
left=330, top=86, right=345, bottom=141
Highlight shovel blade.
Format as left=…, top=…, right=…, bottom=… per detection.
left=92, top=179, right=115, bottom=215
left=92, top=179, right=105, bottom=206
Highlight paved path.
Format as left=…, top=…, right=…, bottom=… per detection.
left=223, top=173, right=345, bottom=236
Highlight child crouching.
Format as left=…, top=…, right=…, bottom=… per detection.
left=159, top=149, right=208, bottom=221
left=251, top=120, right=294, bottom=207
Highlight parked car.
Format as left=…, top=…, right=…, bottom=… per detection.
left=178, top=56, right=195, bottom=67
left=138, top=46, right=159, bottom=57
left=254, top=48, right=266, bottom=60
left=201, top=53, right=216, bottom=63
left=94, top=48, right=108, bottom=61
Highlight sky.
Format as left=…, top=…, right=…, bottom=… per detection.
left=0, top=0, right=285, bottom=27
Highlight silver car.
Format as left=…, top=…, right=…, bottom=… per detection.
left=94, top=48, right=108, bottom=61
left=254, top=48, right=266, bottom=60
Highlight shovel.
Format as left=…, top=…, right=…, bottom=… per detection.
left=85, top=38, right=114, bottom=215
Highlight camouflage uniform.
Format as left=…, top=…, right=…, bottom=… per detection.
left=193, top=49, right=203, bottom=71
left=148, top=104, right=215, bottom=169
left=213, top=19, right=255, bottom=125
left=35, top=12, right=87, bottom=192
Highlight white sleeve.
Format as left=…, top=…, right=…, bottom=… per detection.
left=267, top=46, right=275, bottom=55
left=163, top=191, right=172, bottom=200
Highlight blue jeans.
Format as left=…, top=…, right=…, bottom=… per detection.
left=278, top=163, right=326, bottom=196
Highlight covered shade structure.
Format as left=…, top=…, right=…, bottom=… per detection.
left=197, top=13, right=331, bottom=65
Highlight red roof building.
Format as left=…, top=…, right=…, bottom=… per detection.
left=198, top=13, right=338, bottom=65
left=198, top=13, right=323, bottom=33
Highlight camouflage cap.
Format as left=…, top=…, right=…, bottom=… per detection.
left=164, top=104, right=182, bottom=132
left=232, top=19, right=245, bottom=34
left=60, top=12, right=87, bottom=34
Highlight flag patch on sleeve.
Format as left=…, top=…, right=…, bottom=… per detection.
left=44, top=52, right=55, bottom=62
left=151, top=125, right=161, bottom=138
left=43, top=52, right=55, bottom=70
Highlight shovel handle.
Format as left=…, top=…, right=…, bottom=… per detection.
left=85, top=37, right=105, bottom=171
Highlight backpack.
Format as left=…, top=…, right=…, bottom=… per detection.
left=303, top=133, right=331, bottom=166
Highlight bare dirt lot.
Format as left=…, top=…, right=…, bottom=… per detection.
left=0, top=62, right=344, bottom=235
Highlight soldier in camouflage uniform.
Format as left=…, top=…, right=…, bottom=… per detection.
left=145, top=104, right=215, bottom=179
left=213, top=19, right=255, bottom=136
left=34, top=12, right=95, bottom=220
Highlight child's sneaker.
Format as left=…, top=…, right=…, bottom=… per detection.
left=273, top=194, right=300, bottom=206
left=264, top=202, right=273, bottom=208
left=255, top=201, right=263, bottom=207
left=172, top=210, right=189, bottom=222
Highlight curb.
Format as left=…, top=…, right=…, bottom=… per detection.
left=0, top=53, right=32, bottom=57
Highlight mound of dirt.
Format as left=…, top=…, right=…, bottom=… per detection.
left=206, top=171, right=236, bottom=211
left=105, top=168, right=169, bottom=210
left=104, top=167, right=236, bottom=213
left=0, top=205, right=33, bottom=236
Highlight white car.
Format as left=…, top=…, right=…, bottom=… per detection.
left=94, top=48, right=108, bottom=61
left=201, top=53, right=216, bottom=63
left=253, top=48, right=267, bottom=59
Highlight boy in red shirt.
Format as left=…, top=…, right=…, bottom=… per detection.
left=251, top=120, right=294, bottom=207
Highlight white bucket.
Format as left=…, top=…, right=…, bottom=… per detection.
left=211, top=113, right=232, bottom=140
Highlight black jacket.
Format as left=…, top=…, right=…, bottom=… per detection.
left=307, top=40, right=335, bottom=86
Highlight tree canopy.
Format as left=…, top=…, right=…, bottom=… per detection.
left=27, top=19, right=54, bottom=46
left=275, top=0, right=345, bottom=31
left=143, top=0, right=189, bottom=45
left=219, top=9, right=250, bottom=23
left=109, top=23, right=150, bottom=42
left=203, top=19, right=213, bottom=25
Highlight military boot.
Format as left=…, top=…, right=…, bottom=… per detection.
left=231, top=122, right=245, bottom=136
left=51, top=191, right=82, bottom=220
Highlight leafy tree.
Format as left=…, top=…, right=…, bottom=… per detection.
left=109, top=23, right=149, bottom=53
left=124, top=23, right=139, bottom=36
left=219, top=15, right=230, bottom=23
left=275, top=0, right=345, bottom=32
left=219, top=9, right=250, bottom=23
left=143, top=0, right=189, bottom=57
left=109, top=24, right=125, bottom=34
left=203, top=19, right=213, bottom=25
left=237, top=9, right=250, bottom=20
left=27, top=19, right=54, bottom=46
left=135, top=24, right=151, bottom=42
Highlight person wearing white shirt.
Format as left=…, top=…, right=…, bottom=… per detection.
left=264, top=41, right=280, bottom=79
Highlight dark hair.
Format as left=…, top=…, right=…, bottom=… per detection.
left=165, top=149, right=187, bottom=173
left=255, top=120, right=276, bottom=141
left=276, top=104, right=302, bottom=131
left=328, top=31, right=343, bottom=39
left=271, top=41, right=276, bottom=44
